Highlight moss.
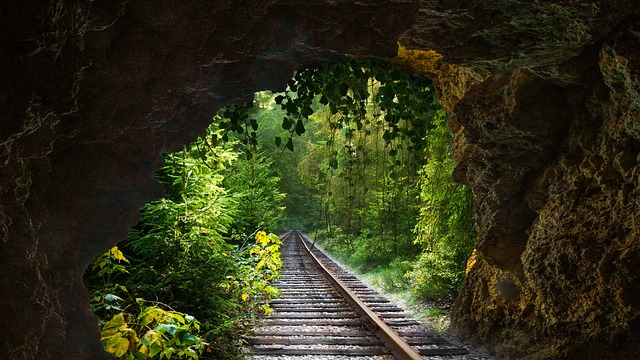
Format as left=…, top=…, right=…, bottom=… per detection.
left=394, top=44, right=489, bottom=113
left=395, top=45, right=449, bottom=76
left=472, top=0, right=599, bottom=67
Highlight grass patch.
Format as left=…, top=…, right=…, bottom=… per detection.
left=312, top=232, right=458, bottom=334
left=348, top=258, right=453, bottom=334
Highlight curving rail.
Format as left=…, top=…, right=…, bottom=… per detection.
left=247, top=230, right=471, bottom=359
left=297, top=231, right=423, bottom=360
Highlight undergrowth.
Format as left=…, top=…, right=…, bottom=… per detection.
left=313, top=239, right=453, bottom=334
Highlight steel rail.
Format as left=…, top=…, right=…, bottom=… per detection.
left=295, top=231, right=424, bottom=360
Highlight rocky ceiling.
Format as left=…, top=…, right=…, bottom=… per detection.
left=1, top=1, right=639, bottom=359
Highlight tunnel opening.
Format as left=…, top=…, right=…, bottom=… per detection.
left=83, top=58, right=478, bottom=358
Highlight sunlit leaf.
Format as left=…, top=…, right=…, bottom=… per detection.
left=103, top=333, right=130, bottom=357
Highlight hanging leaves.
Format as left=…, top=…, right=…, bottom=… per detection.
left=266, top=59, right=434, bottom=164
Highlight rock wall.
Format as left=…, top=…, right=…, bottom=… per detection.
left=1, top=1, right=638, bottom=359
left=449, top=46, right=640, bottom=357
left=395, top=1, right=639, bottom=357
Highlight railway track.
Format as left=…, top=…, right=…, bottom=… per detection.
left=247, top=230, right=474, bottom=359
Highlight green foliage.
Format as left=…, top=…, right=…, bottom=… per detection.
left=120, top=135, right=241, bottom=333
left=85, top=246, right=131, bottom=319
left=274, top=59, right=434, bottom=156
left=222, top=231, right=282, bottom=315
left=266, top=60, right=475, bottom=303
left=216, top=102, right=260, bottom=153
left=86, top=121, right=285, bottom=358
left=361, top=258, right=413, bottom=292
left=101, top=301, right=206, bottom=360
left=201, top=231, right=283, bottom=356
left=92, top=246, right=130, bottom=277
left=408, top=110, right=476, bottom=301
left=243, top=91, right=320, bottom=231
left=273, top=60, right=434, bottom=274
left=86, top=248, right=207, bottom=359
left=223, top=151, right=286, bottom=234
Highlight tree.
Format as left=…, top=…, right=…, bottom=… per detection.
left=224, top=150, right=286, bottom=235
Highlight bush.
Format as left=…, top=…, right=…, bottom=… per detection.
left=100, top=301, right=206, bottom=360
left=86, top=231, right=283, bottom=359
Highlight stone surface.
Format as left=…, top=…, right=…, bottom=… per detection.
left=445, top=14, right=640, bottom=360
left=1, top=1, right=639, bottom=359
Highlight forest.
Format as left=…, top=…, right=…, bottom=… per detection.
left=83, top=59, right=477, bottom=359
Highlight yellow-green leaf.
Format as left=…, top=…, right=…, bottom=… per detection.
left=102, top=333, right=130, bottom=357
left=109, top=246, right=130, bottom=264
left=101, top=313, right=127, bottom=336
